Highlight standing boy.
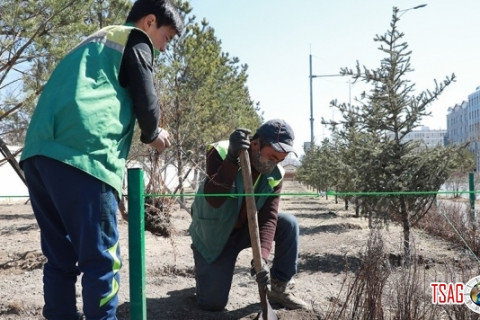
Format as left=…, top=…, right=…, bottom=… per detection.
left=20, top=1, right=183, bottom=319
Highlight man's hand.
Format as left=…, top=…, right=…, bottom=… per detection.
left=227, top=128, right=251, bottom=164
left=251, top=259, right=270, bottom=287
left=148, top=128, right=171, bottom=154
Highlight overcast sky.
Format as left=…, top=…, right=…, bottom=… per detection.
left=189, top=1, right=480, bottom=155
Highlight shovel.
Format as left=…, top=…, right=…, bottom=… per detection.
left=239, top=149, right=278, bottom=320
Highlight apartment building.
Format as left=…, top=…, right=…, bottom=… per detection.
left=446, top=86, right=480, bottom=170
left=401, top=126, right=446, bottom=148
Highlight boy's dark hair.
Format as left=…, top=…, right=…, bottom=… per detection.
left=126, top=0, right=184, bottom=36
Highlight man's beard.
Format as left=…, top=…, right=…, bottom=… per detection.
left=252, top=150, right=276, bottom=174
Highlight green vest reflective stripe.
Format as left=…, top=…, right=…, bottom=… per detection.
left=208, top=141, right=229, bottom=161
left=189, top=141, right=284, bottom=263
left=21, top=25, right=153, bottom=196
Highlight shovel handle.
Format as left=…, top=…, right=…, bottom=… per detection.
left=239, top=150, right=264, bottom=273
left=239, top=150, right=278, bottom=320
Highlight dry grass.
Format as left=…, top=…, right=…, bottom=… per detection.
left=323, top=213, right=480, bottom=320
left=420, top=200, right=480, bottom=257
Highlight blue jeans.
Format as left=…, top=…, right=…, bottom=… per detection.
left=22, top=156, right=121, bottom=320
left=192, top=213, right=299, bottom=311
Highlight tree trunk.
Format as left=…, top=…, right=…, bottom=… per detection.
left=192, top=167, right=199, bottom=191
left=176, top=147, right=184, bottom=204
left=400, top=198, right=411, bottom=263
left=355, top=198, right=360, bottom=217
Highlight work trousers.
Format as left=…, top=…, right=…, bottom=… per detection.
left=192, top=213, right=299, bottom=311
left=22, top=156, right=121, bottom=320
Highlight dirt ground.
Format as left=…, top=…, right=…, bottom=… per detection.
left=0, top=180, right=474, bottom=320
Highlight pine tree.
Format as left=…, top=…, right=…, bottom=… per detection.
left=124, top=1, right=261, bottom=233
left=151, top=1, right=260, bottom=197
left=328, top=7, right=467, bottom=259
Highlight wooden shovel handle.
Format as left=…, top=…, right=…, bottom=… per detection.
left=239, top=149, right=279, bottom=320
left=239, top=150, right=264, bottom=273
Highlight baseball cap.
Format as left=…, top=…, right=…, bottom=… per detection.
left=256, top=119, right=297, bottom=156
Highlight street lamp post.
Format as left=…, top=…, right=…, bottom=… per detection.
left=309, top=53, right=343, bottom=145
left=398, top=3, right=427, bottom=17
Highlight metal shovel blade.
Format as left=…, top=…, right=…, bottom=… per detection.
left=256, top=301, right=278, bottom=320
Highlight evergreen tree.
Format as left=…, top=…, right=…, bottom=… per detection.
left=135, top=0, right=261, bottom=201
left=328, top=7, right=467, bottom=258
left=121, top=1, right=261, bottom=231
left=296, top=138, right=336, bottom=195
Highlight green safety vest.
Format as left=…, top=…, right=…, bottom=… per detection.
left=21, top=25, right=153, bottom=195
left=189, top=140, right=284, bottom=263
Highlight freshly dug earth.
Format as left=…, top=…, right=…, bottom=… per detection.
left=0, top=180, right=471, bottom=319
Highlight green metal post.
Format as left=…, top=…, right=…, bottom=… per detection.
left=469, top=172, right=477, bottom=248
left=127, top=168, right=146, bottom=320
left=469, top=172, right=475, bottom=221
